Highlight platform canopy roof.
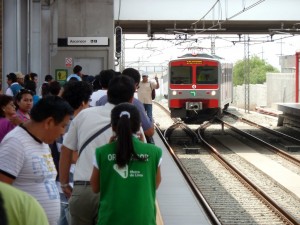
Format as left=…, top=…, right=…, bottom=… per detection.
left=114, top=0, right=300, bottom=35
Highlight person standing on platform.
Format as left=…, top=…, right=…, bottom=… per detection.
left=0, top=181, right=50, bottom=225
left=137, top=73, right=159, bottom=122
left=0, top=95, right=22, bottom=142
left=5, top=73, right=22, bottom=97
left=96, top=68, right=155, bottom=142
left=59, top=75, right=138, bottom=225
left=90, top=102, right=162, bottom=225
left=15, top=72, right=25, bottom=87
left=89, top=70, right=116, bottom=107
left=67, top=65, right=83, bottom=82
left=0, top=96, right=74, bottom=225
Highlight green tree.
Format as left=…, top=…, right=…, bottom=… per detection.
left=233, top=56, right=279, bottom=86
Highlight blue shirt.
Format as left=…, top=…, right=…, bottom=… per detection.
left=67, top=74, right=82, bottom=82
left=96, top=95, right=153, bottom=132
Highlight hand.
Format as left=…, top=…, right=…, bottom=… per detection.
left=136, top=132, right=145, bottom=142
left=61, top=185, right=73, bottom=199
left=9, top=115, right=22, bottom=126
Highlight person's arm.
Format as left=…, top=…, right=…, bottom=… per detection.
left=90, top=167, right=100, bottom=193
left=156, top=166, right=161, bottom=189
left=144, top=126, right=154, bottom=138
left=0, top=173, right=15, bottom=184
left=154, top=77, right=160, bottom=89
left=5, top=88, right=13, bottom=96
left=133, top=98, right=154, bottom=137
left=59, top=145, right=74, bottom=198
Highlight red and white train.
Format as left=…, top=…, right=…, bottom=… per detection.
left=168, top=53, right=233, bottom=123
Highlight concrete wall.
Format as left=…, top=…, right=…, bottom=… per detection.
left=233, top=84, right=267, bottom=110
left=232, top=72, right=295, bottom=110
left=266, top=73, right=295, bottom=106
left=51, top=0, right=115, bottom=79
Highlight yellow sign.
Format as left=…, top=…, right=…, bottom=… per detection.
left=55, top=69, right=68, bottom=81
left=186, top=60, right=202, bottom=65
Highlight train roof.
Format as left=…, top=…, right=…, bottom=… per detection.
left=178, top=53, right=224, bottom=59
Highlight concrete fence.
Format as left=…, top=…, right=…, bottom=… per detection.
left=232, top=73, right=295, bottom=110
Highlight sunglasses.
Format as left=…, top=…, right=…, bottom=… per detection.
left=18, top=89, right=34, bottom=95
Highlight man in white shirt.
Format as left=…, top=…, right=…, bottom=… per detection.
left=59, top=75, right=138, bottom=225
left=137, top=73, right=159, bottom=122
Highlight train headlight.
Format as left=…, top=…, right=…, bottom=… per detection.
left=211, top=90, right=216, bottom=96
left=172, top=90, right=177, bottom=95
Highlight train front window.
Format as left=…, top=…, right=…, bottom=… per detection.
left=170, top=66, right=192, bottom=84
left=196, top=66, right=218, bottom=84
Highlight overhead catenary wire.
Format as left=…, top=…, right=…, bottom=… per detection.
left=191, top=0, right=266, bottom=34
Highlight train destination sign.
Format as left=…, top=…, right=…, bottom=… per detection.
left=68, top=37, right=109, bottom=46
left=186, top=60, right=202, bottom=64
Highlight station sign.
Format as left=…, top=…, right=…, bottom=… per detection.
left=67, top=37, right=109, bottom=46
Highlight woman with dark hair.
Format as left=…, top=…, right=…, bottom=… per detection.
left=90, top=103, right=162, bottom=225
left=15, top=89, right=33, bottom=122
left=0, top=95, right=22, bottom=142
left=24, top=80, right=40, bottom=105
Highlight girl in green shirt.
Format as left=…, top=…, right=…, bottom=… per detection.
left=90, top=103, right=162, bottom=225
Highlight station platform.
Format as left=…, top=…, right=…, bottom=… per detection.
left=216, top=135, right=300, bottom=199
left=153, top=131, right=214, bottom=225
left=276, top=103, right=300, bottom=127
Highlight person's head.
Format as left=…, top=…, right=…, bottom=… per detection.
left=24, top=80, right=37, bottom=95
left=41, top=83, right=50, bottom=98
left=107, top=75, right=135, bottom=105
left=6, top=73, right=17, bottom=86
left=111, top=103, right=141, bottom=167
left=62, top=81, right=93, bottom=111
left=73, top=65, right=82, bottom=76
left=99, top=69, right=116, bottom=89
left=27, top=73, right=38, bottom=84
left=15, top=89, right=33, bottom=113
left=122, top=68, right=141, bottom=87
left=45, top=74, right=53, bottom=83
left=142, top=73, right=149, bottom=82
left=15, top=72, right=25, bottom=85
left=0, top=95, right=16, bottom=118
left=92, top=74, right=102, bottom=91
left=49, top=81, right=61, bottom=96
left=30, top=96, right=73, bottom=144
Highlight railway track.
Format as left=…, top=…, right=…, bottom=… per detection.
left=153, top=102, right=300, bottom=224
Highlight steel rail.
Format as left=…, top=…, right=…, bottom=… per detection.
left=198, top=126, right=299, bottom=225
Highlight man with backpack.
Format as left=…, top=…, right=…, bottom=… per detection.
left=137, top=73, right=159, bottom=122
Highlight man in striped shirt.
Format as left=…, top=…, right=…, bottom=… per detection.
left=0, top=96, right=74, bottom=225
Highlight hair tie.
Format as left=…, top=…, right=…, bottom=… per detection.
left=119, top=111, right=130, bottom=118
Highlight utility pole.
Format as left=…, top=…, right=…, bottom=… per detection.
left=211, top=35, right=215, bottom=55
left=244, top=35, right=250, bottom=113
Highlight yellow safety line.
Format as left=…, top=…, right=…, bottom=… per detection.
left=156, top=200, right=164, bottom=225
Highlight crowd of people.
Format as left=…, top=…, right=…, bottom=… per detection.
left=0, top=65, right=162, bottom=225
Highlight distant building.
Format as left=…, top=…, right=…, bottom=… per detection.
left=279, top=55, right=296, bottom=73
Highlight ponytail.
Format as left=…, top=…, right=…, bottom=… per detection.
left=115, top=112, right=133, bottom=167
left=111, top=103, right=143, bottom=168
